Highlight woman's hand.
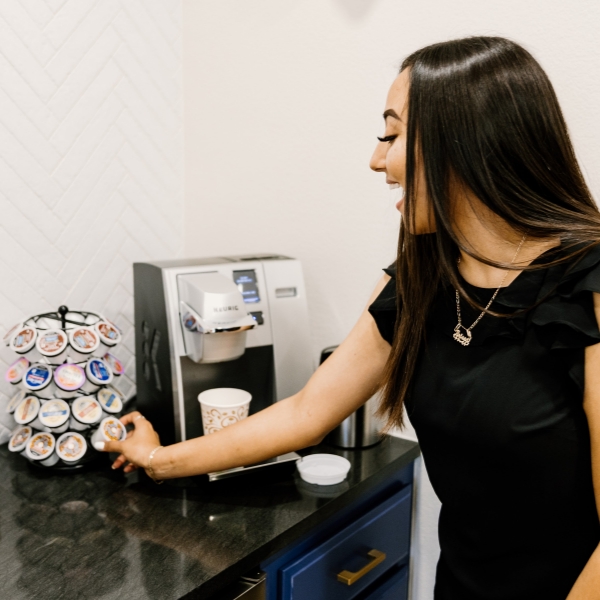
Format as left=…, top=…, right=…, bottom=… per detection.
left=96, top=411, right=161, bottom=474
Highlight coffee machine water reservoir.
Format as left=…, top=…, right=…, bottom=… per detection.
left=133, top=255, right=314, bottom=480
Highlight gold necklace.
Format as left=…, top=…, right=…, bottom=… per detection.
left=453, top=235, right=526, bottom=347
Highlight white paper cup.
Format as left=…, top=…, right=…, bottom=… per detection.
left=81, top=358, right=113, bottom=393
left=26, top=432, right=59, bottom=466
left=6, top=389, right=26, bottom=414
left=5, top=356, right=30, bottom=385
left=70, top=396, right=103, bottom=431
left=22, top=363, right=54, bottom=398
left=56, top=432, right=87, bottom=464
left=9, top=425, right=33, bottom=457
left=38, top=399, right=70, bottom=434
left=198, top=388, right=252, bottom=435
left=68, top=327, right=100, bottom=362
left=36, top=329, right=69, bottom=364
left=94, top=320, right=121, bottom=354
left=91, top=416, right=126, bottom=449
left=14, top=395, right=43, bottom=429
left=96, top=386, right=124, bottom=416
left=53, top=363, right=86, bottom=399
left=9, top=327, right=39, bottom=360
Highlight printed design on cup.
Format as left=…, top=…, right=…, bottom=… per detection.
left=54, top=364, right=86, bottom=391
left=57, top=433, right=87, bottom=461
left=70, top=327, right=99, bottom=352
left=9, top=426, right=32, bottom=452
left=5, top=357, right=30, bottom=384
left=37, top=330, right=67, bottom=356
left=24, top=364, right=52, bottom=390
left=87, top=358, right=112, bottom=383
left=11, top=328, right=36, bottom=352
left=103, top=353, right=124, bottom=376
left=97, top=387, right=123, bottom=413
left=28, top=432, right=54, bottom=458
left=76, top=398, right=102, bottom=421
left=97, top=321, right=121, bottom=344
left=102, top=418, right=125, bottom=441
left=200, top=405, right=250, bottom=435
left=39, top=400, right=70, bottom=428
left=14, top=396, right=40, bottom=425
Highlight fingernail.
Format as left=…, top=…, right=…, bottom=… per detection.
left=94, top=442, right=105, bottom=451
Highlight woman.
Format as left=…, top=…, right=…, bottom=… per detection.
left=100, top=37, right=600, bottom=598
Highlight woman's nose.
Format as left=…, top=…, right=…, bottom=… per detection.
left=369, top=142, right=386, bottom=172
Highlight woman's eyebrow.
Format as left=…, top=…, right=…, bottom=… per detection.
left=383, top=108, right=402, bottom=122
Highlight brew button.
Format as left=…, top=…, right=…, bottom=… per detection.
left=250, top=311, right=264, bottom=325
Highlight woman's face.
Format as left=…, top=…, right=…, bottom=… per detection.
left=370, top=69, right=435, bottom=233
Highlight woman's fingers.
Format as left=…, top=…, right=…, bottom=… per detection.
left=101, top=440, right=123, bottom=454
left=120, top=411, right=147, bottom=428
left=111, top=453, right=128, bottom=470
left=124, top=463, right=139, bottom=473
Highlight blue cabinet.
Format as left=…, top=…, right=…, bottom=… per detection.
left=262, top=462, right=414, bottom=600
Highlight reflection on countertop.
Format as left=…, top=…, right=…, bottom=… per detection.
left=0, top=435, right=420, bottom=600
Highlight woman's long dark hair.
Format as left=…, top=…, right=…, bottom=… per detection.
left=379, top=36, right=600, bottom=430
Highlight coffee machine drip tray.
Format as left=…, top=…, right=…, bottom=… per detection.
left=208, top=451, right=300, bottom=482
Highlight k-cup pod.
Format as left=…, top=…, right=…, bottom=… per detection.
left=10, top=327, right=38, bottom=359
left=94, top=320, right=121, bottom=354
left=26, top=432, right=59, bottom=466
left=9, top=425, right=33, bottom=457
left=69, top=396, right=103, bottom=431
left=91, top=416, right=126, bottom=449
left=5, top=356, right=30, bottom=385
left=36, top=329, right=68, bottom=364
left=53, top=363, right=86, bottom=399
left=3, top=322, right=23, bottom=346
left=38, top=399, right=70, bottom=434
left=23, top=363, right=54, bottom=398
left=14, top=395, right=43, bottom=429
left=56, top=432, right=87, bottom=464
left=96, top=386, right=124, bottom=416
left=103, top=353, right=124, bottom=377
left=198, top=388, right=252, bottom=435
left=81, top=358, right=113, bottom=393
left=68, top=327, right=100, bottom=362
left=6, top=389, right=27, bottom=414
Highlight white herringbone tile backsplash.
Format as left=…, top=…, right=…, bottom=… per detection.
left=0, top=0, right=183, bottom=436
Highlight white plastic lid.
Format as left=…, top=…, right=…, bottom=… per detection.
left=97, top=386, right=124, bottom=414
left=68, top=327, right=99, bottom=354
left=99, top=417, right=126, bottom=442
left=85, top=358, right=113, bottom=385
left=103, top=353, right=124, bottom=376
left=23, top=363, right=52, bottom=391
left=14, top=396, right=40, bottom=425
left=26, top=432, right=56, bottom=461
left=3, top=322, right=22, bottom=346
left=95, top=321, right=121, bottom=346
left=5, top=356, right=30, bottom=384
left=56, top=432, right=87, bottom=462
left=54, top=363, right=86, bottom=392
left=39, top=399, right=70, bottom=428
left=72, top=396, right=103, bottom=424
left=6, top=389, right=26, bottom=414
left=10, top=327, right=37, bottom=354
left=36, top=329, right=68, bottom=357
left=9, top=425, right=32, bottom=452
left=296, top=454, right=351, bottom=486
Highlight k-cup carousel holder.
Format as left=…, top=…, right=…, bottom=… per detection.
left=4, top=306, right=127, bottom=471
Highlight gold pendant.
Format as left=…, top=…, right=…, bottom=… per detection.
left=453, top=324, right=472, bottom=346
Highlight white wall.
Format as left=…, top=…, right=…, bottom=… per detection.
left=0, top=1, right=184, bottom=438
left=183, top=2, right=600, bottom=599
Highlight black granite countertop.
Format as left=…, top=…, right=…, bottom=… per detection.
left=0, top=436, right=419, bottom=600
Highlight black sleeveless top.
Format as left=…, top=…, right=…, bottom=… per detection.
left=369, top=242, right=600, bottom=600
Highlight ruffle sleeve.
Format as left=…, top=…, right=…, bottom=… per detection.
left=368, top=263, right=398, bottom=345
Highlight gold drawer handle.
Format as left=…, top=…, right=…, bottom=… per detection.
left=336, top=549, right=387, bottom=585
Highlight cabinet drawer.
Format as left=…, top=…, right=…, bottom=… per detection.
left=363, top=565, right=408, bottom=600
left=280, top=485, right=412, bottom=600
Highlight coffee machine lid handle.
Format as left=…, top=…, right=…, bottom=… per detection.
left=180, top=302, right=256, bottom=335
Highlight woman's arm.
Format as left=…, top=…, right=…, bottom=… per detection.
left=566, top=292, right=600, bottom=599
left=100, top=274, right=393, bottom=479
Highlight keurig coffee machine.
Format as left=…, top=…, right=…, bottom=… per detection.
left=133, top=254, right=314, bottom=479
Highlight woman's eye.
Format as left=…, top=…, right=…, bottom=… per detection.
left=377, top=135, right=397, bottom=143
